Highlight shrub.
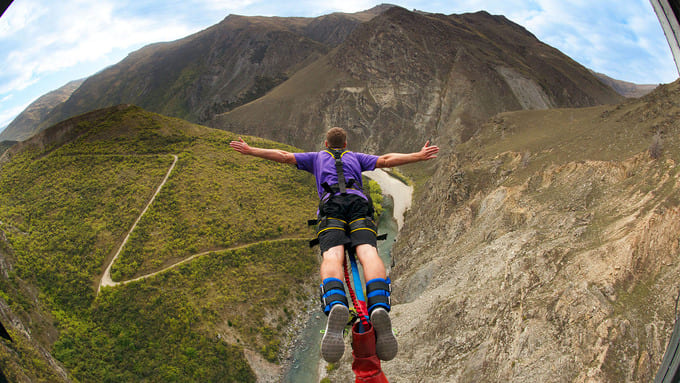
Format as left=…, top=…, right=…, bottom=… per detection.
left=649, top=132, right=663, bottom=159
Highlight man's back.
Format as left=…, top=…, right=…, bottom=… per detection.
left=294, top=150, right=379, bottom=201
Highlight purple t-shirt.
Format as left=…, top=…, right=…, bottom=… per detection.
left=294, top=150, right=379, bottom=200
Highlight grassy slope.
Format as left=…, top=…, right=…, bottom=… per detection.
left=0, top=105, right=318, bottom=382
left=460, top=80, right=680, bottom=191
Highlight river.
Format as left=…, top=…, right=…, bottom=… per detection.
left=282, top=169, right=410, bottom=382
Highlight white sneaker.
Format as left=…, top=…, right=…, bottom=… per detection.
left=370, top=308, right=398, bottom=361
left=321, top=304, right=349, bottom=363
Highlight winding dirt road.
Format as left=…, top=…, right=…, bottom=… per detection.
left=97, top=160, right=412, bottom=295
left=98, top=154, right=178, bottom=293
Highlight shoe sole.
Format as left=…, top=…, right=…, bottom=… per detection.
left=321, top=305, right=348, bottom=363
left=371, top=308, right=398, bottom=361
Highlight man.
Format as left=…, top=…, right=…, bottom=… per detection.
left=229, top=128, right=438, bottom=363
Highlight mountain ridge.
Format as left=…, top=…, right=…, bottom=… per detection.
left=214, top=7, right=622, bottom=155
left=1, top=5, right=631, bottom=148
left=15, top=6, right=389, bottom=139
left=0, top=79, right=84, bottom=142
left=591, top=70, right=659, bottom=98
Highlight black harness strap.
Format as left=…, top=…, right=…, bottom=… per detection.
left=349, top=217, right=377, bottom=235
left=331, top=149, right=347, bottom=194
left=320, top=149, right=354, bottom=199
left=320, top=181, right=356, bottom=199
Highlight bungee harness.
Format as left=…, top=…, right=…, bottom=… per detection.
left=320, top=277, right=349, bottom=315
left=321, top=149, right=355, bottom=200
left=366, top=277, right=391, bottom=315
left=309, top=148, right=384, bottom=247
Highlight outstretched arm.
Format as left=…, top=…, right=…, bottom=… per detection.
left=229, top=138, right=297, bottom=164
left=375, top=141, right=439, bottom=168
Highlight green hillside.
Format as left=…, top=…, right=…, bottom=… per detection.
left=0, top=105, right=318, bottom=381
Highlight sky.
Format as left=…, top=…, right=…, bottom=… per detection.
left=0, top=0, right=678, bottom=131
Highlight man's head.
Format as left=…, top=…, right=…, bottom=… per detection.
left=325, top=127, right=347, bottom=149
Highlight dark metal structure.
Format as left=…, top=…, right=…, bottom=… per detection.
left=0, top=1, right=13, bottom=19
left=651, top=0, right=680, bottom=76
left=655, top=290, right=680, bottom=382
left=649, top=2, right=680, bottom=381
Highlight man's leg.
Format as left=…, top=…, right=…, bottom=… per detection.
left=355, top=244, right=398, bottom=361
left=319, top=245, right=349, bottom=363
left=354, top=244, right=386, bottom=280
left=321, top=245, right=345, bottom=280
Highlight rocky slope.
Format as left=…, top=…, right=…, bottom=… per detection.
left=328, top=80, right=680, bottom=382
left=214, top=7, right=623, bottom=155
left=0, top=245, right=72, bottom=382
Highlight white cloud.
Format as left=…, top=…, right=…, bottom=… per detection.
left=0, top=0, right=195, bottom=93
left=468, top=0, right=678, bottom=83
left=0, top=0, right=47, bottom=38
left=0, top=102, right=30, bottom=131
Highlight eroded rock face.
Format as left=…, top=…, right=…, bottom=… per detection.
left=388, top=160, right=677, bottom=382
left=325, top=80, right=680, bottom=383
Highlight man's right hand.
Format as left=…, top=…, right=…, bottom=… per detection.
left=229, top=137, right=297, bottom=164
left=229, top=137, right=251, bottom=155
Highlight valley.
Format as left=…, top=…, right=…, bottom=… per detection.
left=0, top=4, right=678, bottom=382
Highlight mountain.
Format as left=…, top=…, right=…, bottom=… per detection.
left=4, top=5, right=623, bottom=150
left=23, top=6, right=390, bottom=139
left=213, top=7, right=623, bottom=154
left=0, top=105, right=319, bottom=382
left=327, top=79, right=680, bottom=382
left=591, top=70, right=659, bottom=98
left=0, top=79, right=84, bottom=142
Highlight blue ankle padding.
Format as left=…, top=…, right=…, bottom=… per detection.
left=322, top=278, right=348, bottom=314
left=367, top=290, right=389, bottom=298
left=366, top=278, right=391, bottom=296
left=321, top=278, right=347, bottom=299
left=366, top=277, right=391, bottom=313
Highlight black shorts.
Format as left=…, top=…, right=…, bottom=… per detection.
left=317, top=194, right=377, bottom=253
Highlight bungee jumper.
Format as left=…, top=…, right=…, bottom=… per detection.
left=230, top=127, right=438, bottom=380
